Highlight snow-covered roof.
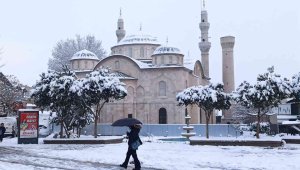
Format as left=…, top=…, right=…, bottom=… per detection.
left=116, top=31, right=160, bottom=46
left=70, top=49, right=100, bottom=61
left=153, top=46, right=183, bottom=55
left=111, top=71, right=136, bottom=80
left=281, top=120, right=300, bottom=125
left=26, top=103, right=36, bottom=107
left=109, top=54, right=152, bottom=69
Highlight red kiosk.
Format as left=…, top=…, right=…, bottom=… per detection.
left=18, top=109, right=39, bottom=144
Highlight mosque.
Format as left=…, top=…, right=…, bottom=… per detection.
left=69, top=2, right=236, bottom=124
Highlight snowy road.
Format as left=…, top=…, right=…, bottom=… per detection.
left=0, top=146, right=159, bottom=170
left=1, top=136, right=300, bottom=170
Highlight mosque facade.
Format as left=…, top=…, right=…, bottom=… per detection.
left=70, top=3, right=235, bottom=124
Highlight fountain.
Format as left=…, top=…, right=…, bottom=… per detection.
left=181, top=115, right=196, bottom=139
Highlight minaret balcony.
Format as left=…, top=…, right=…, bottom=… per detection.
left=199, top=22, right=210, bottom=30
left=199, top=42, right=211, bottom=52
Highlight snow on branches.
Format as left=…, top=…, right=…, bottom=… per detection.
left=31, top=68, right=127, bottom=138
left=233, top=66, right=291, bottom=138
left=176, top=83, right=231, bottom=112
left=290, top=72, right=300, bottom=100
left=233, top=66, right=290, bottom=115
left=176, top=82, right=231, bottom=138
left=81, top=69, right=127, bottom=104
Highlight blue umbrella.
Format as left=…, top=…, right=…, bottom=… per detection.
left=111, top=118, right=142, bottom=127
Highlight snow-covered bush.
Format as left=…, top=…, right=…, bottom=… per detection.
left=250, top=122, right=270, bottom=134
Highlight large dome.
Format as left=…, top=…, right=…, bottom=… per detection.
left=153, top=45, right=183, bottom=55
left=70, top=49, right=99, bottom=61
left=117, top=31, right=160, bottom=46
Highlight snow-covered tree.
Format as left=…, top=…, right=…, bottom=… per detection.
left=31, top=70, right=82, bottom=138
left=32, top=68, right=127, bottom=138
left=233, top=67, right=290, bottom=138
left=230, top=104, right=256, bottom=124
left=290, top=72, right=300, bottom=101
left=0, top=73, right=26, bottom=116
left=31, top=71, right=59, bottom=111
left=177, top=83, right=231, bottom=138
left=78, top=69, right=127, bottom=138
left=48, top=35, right=106, bottom=72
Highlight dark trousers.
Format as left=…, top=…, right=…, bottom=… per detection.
left=0, top=135, right=3, bottom=142
left=123, top=147, right=141, bottom=169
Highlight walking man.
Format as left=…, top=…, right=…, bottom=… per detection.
left=120, top=124, right=142, bottom=170
left=0, top=123, right=6, bottom=142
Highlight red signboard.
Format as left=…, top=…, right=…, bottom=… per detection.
left=20, top=112, right=38, bottom=138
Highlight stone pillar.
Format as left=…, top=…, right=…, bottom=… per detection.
left=221, top=36, right=235, bottom=122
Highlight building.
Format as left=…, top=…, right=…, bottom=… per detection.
left=271, top=99, right=300, bottom=134
left=70, top=2, right=235, bottom=124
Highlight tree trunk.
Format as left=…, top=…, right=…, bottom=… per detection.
left=94, top=114, right=98, bottom=138
left=60, top=118, right=63, bottom=138
left=63, top=122, right=70, bottom=138
left=256, top=110, right=261, bottom=139
left=78, top=128, right=81, bottom=138
left=205, top=111, right=210, bottom=139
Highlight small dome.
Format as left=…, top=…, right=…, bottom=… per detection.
left=153, top=46, right=183, bottom=55
left=70, top=49, right=99, bottom=61
left=117, top=31, right=160, bottom=46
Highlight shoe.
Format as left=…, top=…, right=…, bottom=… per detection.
left=119, top=164, right=127, bottom=169
left=133, top=168, right=141, bottom=170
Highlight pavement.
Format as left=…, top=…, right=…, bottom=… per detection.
left=0, top=146, right=161, bottom=170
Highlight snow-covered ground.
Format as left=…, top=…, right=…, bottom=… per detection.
left=1, top=135, right=300, bottom=170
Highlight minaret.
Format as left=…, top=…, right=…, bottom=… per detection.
left=221, top=36, right=235, bottom=93
left=199, top=0, right=211, bottom=77
left=221, top=36, right=235, bottom=123
left=116, top=9, right=126, bottom=43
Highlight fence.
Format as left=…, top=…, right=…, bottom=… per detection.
left=53, top=124, right=242, bottom=137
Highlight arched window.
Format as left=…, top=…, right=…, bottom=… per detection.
left=136, top=86, right=145, bottom=103
left=128, top=47, right=133, bottom=57
left=77, top=61, right=80, bottom=69
left=169, top=55, right=172, bottom=64
left=175, top=57, right=179, bottom=65
left=84, top=61, right=88, bottom=69
left=126, top=86, right=134, bottom=103
left=161, top=56, right=165, bottom=65
left=159, top=108, right=167, bottom=124
left=159, top=81, right=166, bottom=96
left=140, top=47, right=144, bottom=58
left=115, top=61, right=120, bottom=69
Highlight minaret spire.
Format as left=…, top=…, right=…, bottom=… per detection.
left=116, top=8, right=126, bottom=43
left=202, top=0, right=206, bottom=10
left=199, top=0, right=211, bottom=76
left=166, top=36, right=169, bottom=45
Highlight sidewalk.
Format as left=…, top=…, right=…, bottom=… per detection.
left=0, top=147, right=160, bottom=170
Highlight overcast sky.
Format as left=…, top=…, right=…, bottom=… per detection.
left=0, top=0, right=299, bottom=86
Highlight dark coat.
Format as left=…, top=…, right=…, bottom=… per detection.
left=0, top=126, right=6, bottom=136
left=127, top=127, right=142, bottom=147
